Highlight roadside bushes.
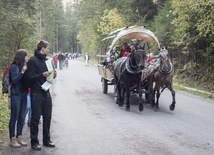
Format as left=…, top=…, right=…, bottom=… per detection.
left=0, top=85, right=10, bottom=146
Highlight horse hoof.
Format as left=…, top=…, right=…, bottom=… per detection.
left=139, top=106, right=144, bottom=112
left=126, top=106, right=130, bottom=111
left=169, top=104, right=175, bottom=111
left=119, top=104, right=123, bottom=107
left=154, top=107, right=159, bottom=112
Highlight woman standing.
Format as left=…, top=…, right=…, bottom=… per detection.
left=9, top=49, right=28, bottom=148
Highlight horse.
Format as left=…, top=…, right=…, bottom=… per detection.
left=114, top=46, right=146, bottom=111
left=151, top=47, right=176, bottom=111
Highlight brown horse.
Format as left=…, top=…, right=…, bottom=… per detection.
left=151, top=47, right=176, bottom=111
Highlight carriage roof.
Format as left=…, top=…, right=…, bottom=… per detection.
left=108, top=25, right=160, bottom=50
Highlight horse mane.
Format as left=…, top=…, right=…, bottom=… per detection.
left=126, top=48, right=144, bottom=73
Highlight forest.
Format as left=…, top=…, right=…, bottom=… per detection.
left=0, top=0, right=213, bottom=93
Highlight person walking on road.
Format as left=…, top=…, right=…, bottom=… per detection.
left=58, top=52, right=64, bottom=70
left=26, top=40, right=57, bottom=151
left=85, top=53, right=90, bottom=66
left=52, top=53, right=58, bottom=69
left=8, top=49, right=28, bottom=148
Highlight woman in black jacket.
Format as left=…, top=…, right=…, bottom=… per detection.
left=9, top=49, right=28, bottom=148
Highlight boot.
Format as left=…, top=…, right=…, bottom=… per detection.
left=9, top=137, right=21, bottom=148
left=17, top=136, right=28, bottom=146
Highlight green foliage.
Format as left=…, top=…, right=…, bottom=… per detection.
left=151, top=0, right=175, bottom=45
left=0, top=87, right=10, bottom=145
left=97, top=8, right=125, bottom=35
left=0, top=0, right=36, bottom=67
left=77, top=20, right=100, bottom=56
left=182, top=62, right=197, bottom=72
left=171, top=0, right=214, bottom=52
left=70, top=0, right=107, bottom=55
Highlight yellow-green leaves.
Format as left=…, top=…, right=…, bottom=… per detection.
left=97, top=8, right=125, bottom=35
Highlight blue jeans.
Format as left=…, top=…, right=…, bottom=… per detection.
left=9, top=92, right=27, bottom=138
left=25, top=95, right=32, bottom=124
left=25, top=107, right=31, bottom=124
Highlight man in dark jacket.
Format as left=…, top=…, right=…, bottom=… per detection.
left=58, top=52, right=65, bottom=70
left=26, top=40, right=57, bottom=150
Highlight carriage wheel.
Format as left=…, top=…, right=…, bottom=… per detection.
left=102, top=78, right=108, bottom=94
left=114, top=84, right=119, bottom=104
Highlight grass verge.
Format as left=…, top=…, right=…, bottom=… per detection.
left=174, top=84, right=214, bottom=99
left=0, top=93, right=10, bottom=148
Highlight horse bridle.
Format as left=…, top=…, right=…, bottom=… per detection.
left=125, top=49, right=144, bottom=74
left=159, top=53, right=173, bottom=74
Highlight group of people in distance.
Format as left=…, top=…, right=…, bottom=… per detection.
left=52, top=52, right=69, bottom=70
left=52, top=52, right=80, bottom=70
left=8, top=40, right=56, bottom=151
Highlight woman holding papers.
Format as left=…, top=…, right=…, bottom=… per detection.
left=26, top=40, right=57, bottom=151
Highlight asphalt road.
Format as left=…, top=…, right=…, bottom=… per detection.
left=0, top=59, right=214, bottom=155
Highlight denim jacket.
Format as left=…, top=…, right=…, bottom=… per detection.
left=9, top=64, right=25, bottom=95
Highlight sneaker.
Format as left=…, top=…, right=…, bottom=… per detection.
left=17, top=136, right=28, bottom=146
left=9, top=137, right=21, bottom=148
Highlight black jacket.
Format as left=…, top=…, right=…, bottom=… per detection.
left=26, top=49, right=48, bottom=91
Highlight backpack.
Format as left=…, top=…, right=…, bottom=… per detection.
left=2, top=66, right=10, bottom=94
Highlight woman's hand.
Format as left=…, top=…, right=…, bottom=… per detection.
left=21, top=64, right=27, bottom=73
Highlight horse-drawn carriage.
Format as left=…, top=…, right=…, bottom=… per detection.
left=97, top=26, right=176, bottom=112
left=97, top=26, right=160, bottom=92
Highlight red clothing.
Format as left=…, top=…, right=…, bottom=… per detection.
left=146, top=56, right=155, bottom=63
left=53, top=55, right=58, bottom=62
left=120, top=47, right=131, bottom=57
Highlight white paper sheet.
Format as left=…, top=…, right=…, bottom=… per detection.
left=41, top=58, right=54, bottom=91
left=45, top=58, right=54, bottom=83
left=41, top=81, right=52, bottom=91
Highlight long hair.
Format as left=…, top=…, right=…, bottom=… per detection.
left=11, top=49, right=27, bottom=70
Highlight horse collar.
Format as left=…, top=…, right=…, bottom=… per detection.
left=158, top=62, right=173, bottom=74
left=125, top=57, right=142, bottom=74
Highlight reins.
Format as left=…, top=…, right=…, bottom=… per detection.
left=125, top=50, right=143, bottom=74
